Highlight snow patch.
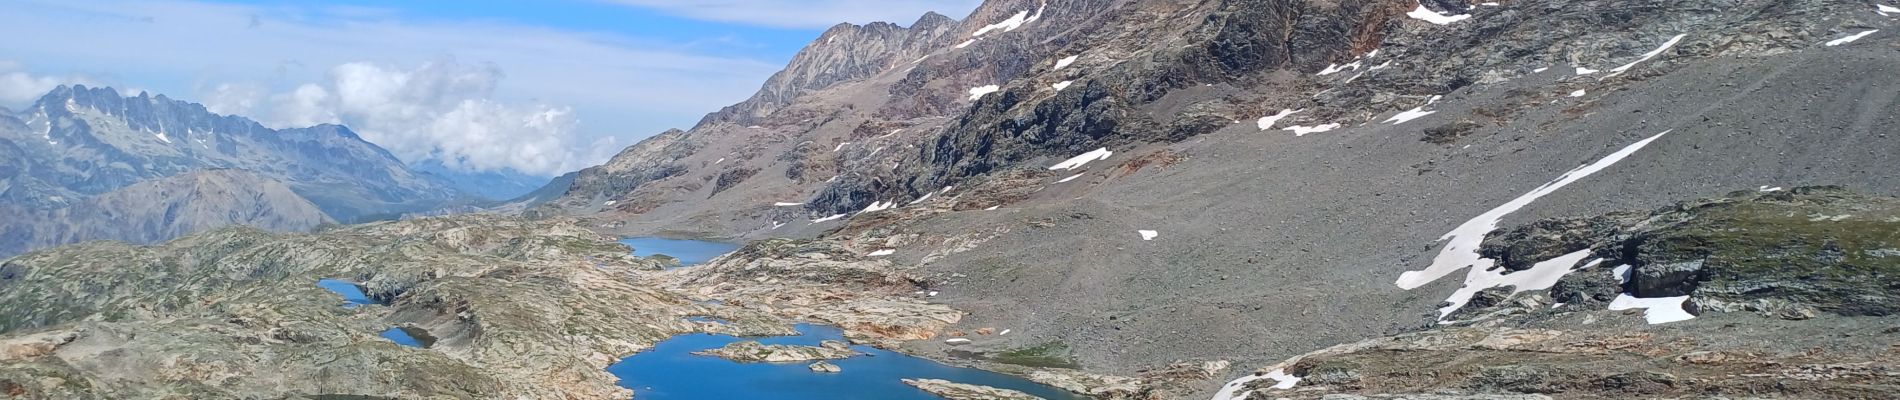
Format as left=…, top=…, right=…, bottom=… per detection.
left=1056, top=173, right=1085, bottom=183
left=1825, top=30, right=1879, bottom=46
left=1575, top=66, right=1599, bottom=75
left=955, top=39, right=977, bottom=48
left=1256, top=109, right=1303, bottom=131
left=972, top=10, right=1030, bottom=37
left=1880, top=4, right=1900, bottom=16
left=1383, top=107, right=1437, bottom=125
left=1318, top=61, right=1363, bottom=76
left=1283, top=123, right=1341, bottom=136
left=1138, top=230, right=1159, bottom=241
left=1049, top=147, right=1113, bottom=171
left=1436, top=250, right=1601, bottom=317
left=1609, top=294, right=1697, bottom=324
left=714, top=158, right=725, bottom=164
left=1406, top=4, right=1472, bottom=25
left=944, top=338, right=972, bottom=344
left=908, top=193, right=934, bottom=205
left=1533, top=67, right=1550, bottom=73
left=1394, top=131, right=1670, bottom=294
left=834, top=142, right=850, bottom=152
left=1759, top=186, right=1784, bottom=192
left=153, top=132, right=172, bottom=144
left=603, top=200, right=617, bottom=206
left=1604, top=34, right=1687, bottom=78
left=1054, top=55, right=1079, bottom=71
left=774, top=202, right=805, bottom=207
left=868, top=249, right=896, bottom=257
left=969, top=85, right=1001, bottom=100
left=1052, top=81, right=1073, bottom=91
left=771, top=221, right=785, bottom=229
left=1569, top=89, right=1587, bottom=97
left=985, top=205, right=1000, bottom=211
left=862, top=201, right=896, bottom=213
left=811, top=214, right=847, bottom=223
left=1210, top=369, right=1299, bottom=400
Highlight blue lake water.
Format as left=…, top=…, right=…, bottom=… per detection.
left=381, top=328, right=422, bottom=347
left=316, top=279, right=376, bottom=308
left=618, top=237, right=741, bottom=267
left=608, top=324, right=1083, bottom=400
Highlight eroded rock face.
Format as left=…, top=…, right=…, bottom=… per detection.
left=692, top=340, right=860, bottom=363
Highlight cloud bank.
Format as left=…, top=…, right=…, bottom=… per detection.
left=197, top=59, right=606, bottom=175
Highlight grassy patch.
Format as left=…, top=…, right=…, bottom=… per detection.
left=993, top=341, right=1079, bottom=369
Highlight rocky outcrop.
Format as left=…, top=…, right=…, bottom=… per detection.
left=0, top=215, right=689, bottom=399
left=808, top=360, right=842, bottom=373
left=1218, top=324, right=1900, bottom=399
left=0, top=169, right=331, bottom=256
left=692, top=340, right=859, bottom=362
left=902, top=378, right=1045, bottom=400
left=655, top=239, right=963, bottom=347
left=1466, top=187, right=1900, bottom=320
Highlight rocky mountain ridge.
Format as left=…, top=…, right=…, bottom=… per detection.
left=530, top=0, right=1900, bottom=391
left=0, top=85, right=477, bottom=257
left=0, top=85, right=466, bottom=219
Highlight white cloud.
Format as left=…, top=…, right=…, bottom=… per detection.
left=602, top=0, right=983, bottom=28
left=225, top=59, right=595, bottom=175
left=0, top=62, right=97, bottom=104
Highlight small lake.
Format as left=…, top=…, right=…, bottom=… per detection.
left=608, top=324, right=1083, bottom=399
left=317, top=279, right=376, bottom=308
left=619, top=237, right=741, bottom=267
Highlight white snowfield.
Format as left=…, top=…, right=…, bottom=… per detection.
left=1383, top=106, right=1437, bottom=125
left=968, top=85, right=1001, bottom=100
left=1053, top=55, right=1079, bottom=71
left=1138, top=230, right=1159, bottom=240
left=1056, top=173, right=1085, bottom=183
left=1395, top=131, right=1670, bottom=298
left=1210, top=369, right=1300, bottom=400
left=1283, top=123, right=1341, bottom=136
left=1575, top=66, right=1599, bottom=75
left=1049, top=147, right=1113, bottom=170
left=1255, top=108, right=1302, bottom=131
left=862, top=201, right=895, bottom=213
left=1052, top=81, right=1073, bottom=91
left=1879, top=4, right=1900, bottom=16
left=1406, top=3, right=1472, bottom=25
left=1604, top=34, right=1687, bottom=78
left=773, top=202, right=804, bottom=207
left=1609, top=294, right=1697, bottom=324
left=868, top=249, right=896, bottom=257
left=1435, top=250, right=1602, bottom=318
left=811, top=213, right=847, bottom=223
left=1825, top=30, right=1879, bottom=46
left=1570, top=89, right=1587, bottom=97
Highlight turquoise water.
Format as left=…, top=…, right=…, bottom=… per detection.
left=607, top=324, right=1083, bottom=400
left=316, top=279, right=376, bottom=308
left=618, top=237, right=740, bottom=267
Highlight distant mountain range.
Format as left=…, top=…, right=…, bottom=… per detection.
left=0, top=85, right=547, bottom=256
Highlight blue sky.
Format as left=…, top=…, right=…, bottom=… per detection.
left=0, top=0, right=979, bottom=175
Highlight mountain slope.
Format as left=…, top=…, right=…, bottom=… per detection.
left=534, top=0, right=1900, bottom=380
left=0, top=85, right=466, bottom=219
left=0, top=169, right=331, bottom=256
